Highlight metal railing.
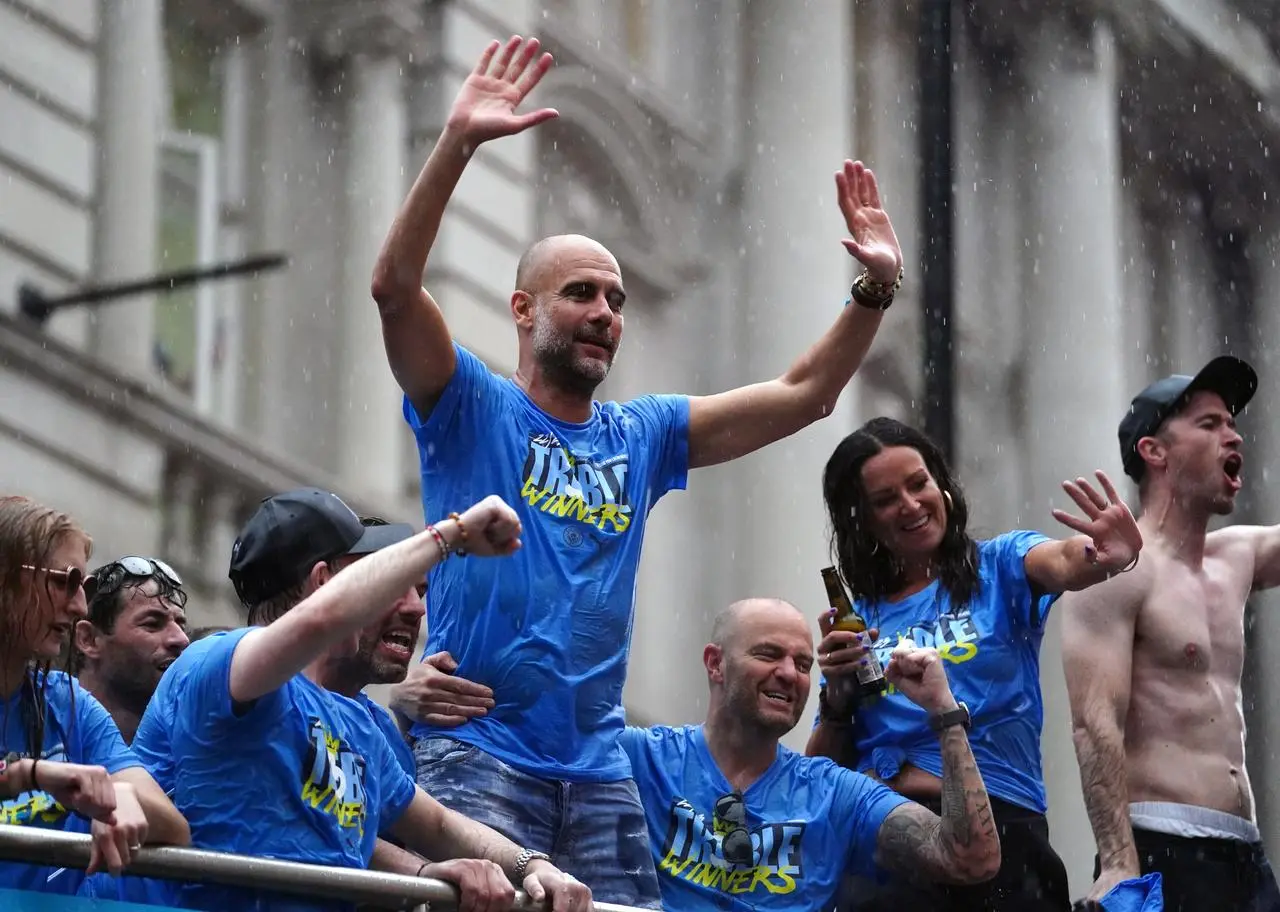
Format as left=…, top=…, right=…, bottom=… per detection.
left=0, top=826, right=643, bottom=911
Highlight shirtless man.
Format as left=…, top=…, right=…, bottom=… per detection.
left=1062, top=355, right=1280, bottom=910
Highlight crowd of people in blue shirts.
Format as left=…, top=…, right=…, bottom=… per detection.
left=5, top=31, right=1275, bottom=912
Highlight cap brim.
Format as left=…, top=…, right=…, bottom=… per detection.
left=1183, top=355, right=1257, bottom=416
left=346, top=523, right=415, bottom=556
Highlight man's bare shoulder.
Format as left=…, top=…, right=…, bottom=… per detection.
left=1207, top=523, right=1269, bottom=554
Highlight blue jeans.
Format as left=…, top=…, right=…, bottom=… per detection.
left=413, top=736, right=662, bottom=909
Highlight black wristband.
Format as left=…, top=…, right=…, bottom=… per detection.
left=29, top=758, right=40, bottom=792
left=927, top=702, right=971, bottom=733
left=849, top=267, right=903, bottom=311
left=818, top=687, right=854, bottom=725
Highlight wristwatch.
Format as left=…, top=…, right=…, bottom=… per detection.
left=927, top=702, right=971, bottom=733
left=514, top=848, right=552, bottom=880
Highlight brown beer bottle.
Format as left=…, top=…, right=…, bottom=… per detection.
left=821, top=566, right=887, bottom=703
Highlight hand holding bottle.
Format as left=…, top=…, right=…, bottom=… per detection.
left=819, top=567, right=887, bottom=712
left=818, top=610, right=881, bottom=714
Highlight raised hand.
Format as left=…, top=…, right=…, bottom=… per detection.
left=835, top=160, right=903, bottom=284
left=457, top=495, right=523, bottom=557
left=446, top=36, right=559, bottom=146
left=1052, top=471, right=1142, bottom=573
left=884, top=644, right=956, bottom=715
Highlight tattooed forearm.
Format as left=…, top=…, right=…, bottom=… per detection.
left=875, top=727, right=1000, bottom=884
left=1073, top=722, right=1138, bottom=871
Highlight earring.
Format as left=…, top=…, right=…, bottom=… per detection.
left=869, top=539, right=880, bottom=556
left=943, top=490, right=954, bottom=511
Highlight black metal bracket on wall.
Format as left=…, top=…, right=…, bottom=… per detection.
left=16, top=254, right=290, bottom=327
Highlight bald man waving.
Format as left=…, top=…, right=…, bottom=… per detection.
left=370, top=34, right=903, bottom=907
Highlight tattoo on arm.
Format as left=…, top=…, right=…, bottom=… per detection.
left=1075, top=728, right=1138, bottom=870
left=875, top=728, right=999, bottom=884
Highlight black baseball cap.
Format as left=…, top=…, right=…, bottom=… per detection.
left=229, top=487, right=415, bottom=605
left=1118, top=356, right=1258, bottom=481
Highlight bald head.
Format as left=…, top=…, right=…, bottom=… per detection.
left=515, top=234, right=620, bottom=295
left=705, top=598, right=813, bottom=737
left=710, top=598, right=807, bottom=650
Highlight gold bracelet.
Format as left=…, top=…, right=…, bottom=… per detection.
left=850, top=267, right=904, bottom=310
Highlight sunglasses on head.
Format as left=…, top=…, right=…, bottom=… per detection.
left=714, top=791, right=754, bottom=866
left=21, top=565, right=85, bottom=596
left=84, top=556, right=185, bottom=605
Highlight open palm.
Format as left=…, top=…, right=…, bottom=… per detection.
left=447, top=36, right=559, bottom=145
left=835, top=160, right=903, bottom=283
left=1052, top=471, right=1142, bottom=572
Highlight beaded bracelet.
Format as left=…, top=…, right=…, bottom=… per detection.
left=447, top=512, right=470, bottom=557
left=425, top=524, right=451, bottom=558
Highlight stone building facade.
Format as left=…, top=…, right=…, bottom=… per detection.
left=3, top=0, right=1280, bottom=894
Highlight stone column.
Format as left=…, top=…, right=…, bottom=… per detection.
left=1020, top=15, right=1127, bottom=894
left=850, top=2, right=922, bottom=425
left=215, top=42, right=251, bottom=427
left=92, top=0, right=162, bottom=373
left=242, top=12, right=309, bottom=450
left=338, top=49, right=409, bottom=501
left=953, top=15, right=1027, bottom=532
left=737, top=0, right=854, bottom=752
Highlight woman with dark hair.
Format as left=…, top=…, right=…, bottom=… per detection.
left=0, top=495, right=189, bottom=895
left=807, top=417, right=1141, bottom=911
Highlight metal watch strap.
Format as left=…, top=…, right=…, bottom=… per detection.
left=928, top=702, right=971, bottom=733
left=514, top=848, right=551, bottom=880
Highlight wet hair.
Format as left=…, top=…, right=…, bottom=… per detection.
left=86, top=568, right=187, bottom=635
left=72, top=566, right=189, bottom=673
left=0, top=496, right=91, bottom=761
left=188, top=625, right=233, bottom=643
left=822, top=417, right=979, bottom=619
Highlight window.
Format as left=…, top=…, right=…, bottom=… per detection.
left=155, top=8, right=245, bottom=422
left=156, top=133, right=220, bottom=407
left=622, top=0, right=649, bottom=66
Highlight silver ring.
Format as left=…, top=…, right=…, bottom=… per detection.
left=129, top=844, right=141, bottom=851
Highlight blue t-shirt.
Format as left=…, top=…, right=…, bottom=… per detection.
left=405, top=343, right=689, bottom=781
left=622, top=725, right=907, bottom=912
left=134, top=629, right=418, bottom=912
left=76, top=869, right=176, bottom=907
left=0, top=671, right=138, bottom=896
left=358, top=693, right=414, bottom=778
left=849, top=531, right=1056, bottom=812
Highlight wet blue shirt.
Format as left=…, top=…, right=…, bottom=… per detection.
left=623, top=725, right=908, bottom=911
left=0, top=671, right=138, bottom=896
left=849, top=531, right=1057, bottom=812
left=134, top=629, right=417, bottom=911
left=358, top=693, right=414, bottom=779
left=405, top=343, right=689, bottom=781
